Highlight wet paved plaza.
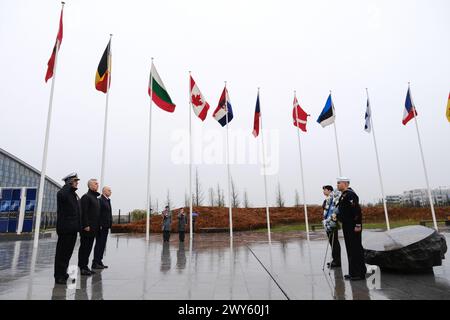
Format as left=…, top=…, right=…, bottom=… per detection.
left=0, top=230, right=449, bottom=300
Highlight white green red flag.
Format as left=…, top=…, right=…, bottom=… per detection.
left=148, top=63, right=176, bottom=112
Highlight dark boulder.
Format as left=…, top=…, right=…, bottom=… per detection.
left=363, top=225, right=447, bottom=272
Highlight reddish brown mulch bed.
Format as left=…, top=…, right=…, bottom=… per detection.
left=112, top=206, right=450, bottom=233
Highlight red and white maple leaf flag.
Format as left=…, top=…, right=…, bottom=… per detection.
left=190, top=75, right=210, bottom=121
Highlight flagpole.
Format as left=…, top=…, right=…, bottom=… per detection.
left=146, top=58, right=154, bottom=241
left=224, top=81, right=233, bottom=242
left=294, top=91, right=310, bottom=241
left=330, top=91, right=342, bottom=176
left=409, top=83, right=438, bottom=231
left=34, top=2, right=64, bottom=249
left=258, top=88, right=271, bottom=243
left=188, top=72, right=193, bottom=241
left=100, top=34, right=112, bottom=188
left=366, top=88, right=390, bottom=230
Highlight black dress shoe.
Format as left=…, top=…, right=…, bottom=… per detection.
left=327, top=261, right=341, bottom=268
left=100, top=264, right=108, bottom=269
left=80, top=268, right=93, bottom=276
left=91, top=263, right=104, bottom=270
left=344, top=274, right=352, bottom=280
left=55, top=277, right=67, bottom=285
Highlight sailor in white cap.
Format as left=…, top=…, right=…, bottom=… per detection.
left=336, top=176, right=367, bottom=280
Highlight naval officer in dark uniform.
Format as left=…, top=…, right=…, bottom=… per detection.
left=336, top=177, right=367, bottom=280
left=54, top=173, right=81, bottom=285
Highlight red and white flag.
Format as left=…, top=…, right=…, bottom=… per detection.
left=45, top=6, right=64, bottom=82
left=292, top=95, right=309, bottom=132
left=190, top=75, right=210, bottom=121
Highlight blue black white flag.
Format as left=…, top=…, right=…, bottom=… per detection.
left=316, top=94, right=335, bottom=127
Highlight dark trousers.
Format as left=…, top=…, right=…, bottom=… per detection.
left=342, top=224, right=367, bottom=277
left=78, top=233, right=95, bottom=269
left=163, top=230, right=170, bottom=242
left=179, top=231, right=185, bottom=242
left=93, top=227, right=109, bottom=264
left=326, top=228, right=341, bottom=264
left=54, top=233, right=78, bottom=279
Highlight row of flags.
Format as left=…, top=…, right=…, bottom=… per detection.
left=45, top=6, right=450, bottom=132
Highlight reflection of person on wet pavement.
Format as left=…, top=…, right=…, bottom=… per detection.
left=74, top=273, right=89, bottom=300
left=162, top=206, right=172, bottom=242
left=332, top=268, right=346, bottom=300
left=54, top=173, right=81, bottom=285
left=90, top=272, right=104, bottom=300
left=322, top=185, right=341, bottom=268
left=336, top=177, right=367, bottom=281
left=178, top=208, right=187, bottom=242
left=161, top=242, right=171, bottom=273
left=176, top=242, right=186, bottom=271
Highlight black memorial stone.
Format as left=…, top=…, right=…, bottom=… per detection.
left=363, top=225, right=447, bottom=272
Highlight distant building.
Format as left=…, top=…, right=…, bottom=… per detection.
left=385, top=195, right=403, bottom=205
left=386, top=187, right=450, bottom=207
left=0, top=148, right=61, bottom=228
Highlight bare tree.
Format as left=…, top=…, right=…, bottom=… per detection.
left=166, top=189, right=172, bottom=209
left=184, top=190, right=189, bottom=208
left=193, top=167, right=204, bottom=206
left=294, top=189, right=300, bottom=207
left=231, top=177, right=240, bottom=208
left=208, top=187, right=215, bottom=206
left=276, top=182, right=285, bottom=208
left=243, top=189, right=250, bottom=208
left=216, top=183, right=225, bottom=207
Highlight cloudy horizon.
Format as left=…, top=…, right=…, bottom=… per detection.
left=1, top=0, right=449, bottom=214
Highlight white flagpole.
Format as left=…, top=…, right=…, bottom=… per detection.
left=146, top=58, right=154, bottom=241
left=188, top=72, right=193, bottom=241
left=100, top=34, right=112, bottom=188
left=409, top=83, right=438, bottom=231
left=258, top=88, right=271, bottom=243
left=330, top=91, right=343, bottom=176
left=34, top=2, right=64, bottom=249
left=225, top=81, right=233, bottom=242
left=294, top=91, right=310, bottom=241
left=366, top=88, right=390, bottom=230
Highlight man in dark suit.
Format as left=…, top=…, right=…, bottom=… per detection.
left=54, top=173, right=81, bottom=285
left=92, top=186, right=112, bottom=269
left=78, top=179, right=100, bottom=276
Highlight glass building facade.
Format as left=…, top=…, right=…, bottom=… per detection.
left=0, top=148, right=61, bottom=228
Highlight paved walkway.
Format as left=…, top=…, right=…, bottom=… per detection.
left=0, top=230, right=449, bottom=300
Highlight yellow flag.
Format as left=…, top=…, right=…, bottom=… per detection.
left=447, top=93, right=450, bottom=122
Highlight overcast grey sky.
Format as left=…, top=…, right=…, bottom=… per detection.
left=0, top=0, right=449, bottom=214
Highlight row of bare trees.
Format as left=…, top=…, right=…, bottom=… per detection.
left=158, top=168, right=305, bottom=210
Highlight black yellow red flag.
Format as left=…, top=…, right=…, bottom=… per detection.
left=95, top=40, right=111, bottom=93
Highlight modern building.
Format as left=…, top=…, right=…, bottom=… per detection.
left=0, top=148, right=61, bottom=229
left=385, top=195, right=403, bottom=205
left=385, top=187, right=450, bottom=207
